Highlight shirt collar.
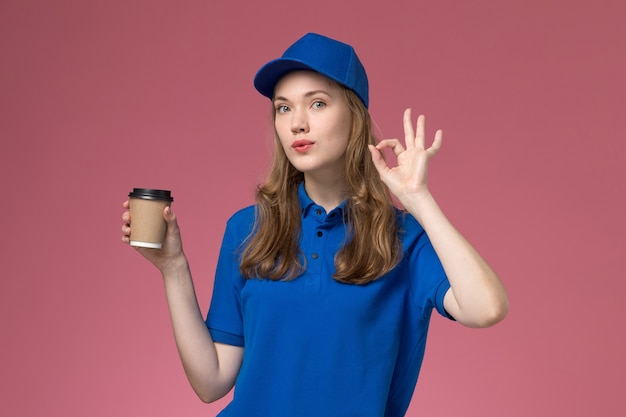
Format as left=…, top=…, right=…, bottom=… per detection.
left=297, top=182, right=347, bottom=220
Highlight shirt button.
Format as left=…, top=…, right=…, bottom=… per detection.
left=315, top=209, right=322, bottom=215
left=312, top=253, right=319, bottom=259
left=316, top=231, right=323, bottom=237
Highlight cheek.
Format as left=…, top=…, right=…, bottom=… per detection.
left=335, top=115, right=352, bottom=147
left=274, top=122, right=290, bottom=148
left=336, top=108, right=352, bottom=135
left=274, top=130, right=295, bottom=163
left=277, top=136, right=291, bottom=156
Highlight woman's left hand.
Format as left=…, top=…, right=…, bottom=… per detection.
left=368, top=108, right=442, bottom=207
left=370, top=110, right=509, bottom=328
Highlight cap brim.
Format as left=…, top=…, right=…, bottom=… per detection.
left=254, top=58, right=318, bottom=99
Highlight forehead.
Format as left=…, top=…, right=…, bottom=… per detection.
left=273, top=70, right=342, bottom=98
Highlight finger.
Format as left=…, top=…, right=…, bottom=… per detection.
left=121, top=219, right=131, bottom=243
left=403, top=108, right=415, bottom=149
left=376, top=138, right=405, bottom=156
left=164, top=205, right=175, bottom=221
left=368, top=144, right=388, bottom=174
left=164, top=206, right=180, bottom=234
left=415, top=114, right=426, bottom=150
left=427, top=129, right=443, bottom=156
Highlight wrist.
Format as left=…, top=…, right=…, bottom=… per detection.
left=159, top=253, right=190, bottom=279
left=400, top=189, right=440, bottom=226
left=399, top=187, right=433, bottom=210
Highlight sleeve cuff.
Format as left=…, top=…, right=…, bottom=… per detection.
left=435, top=279, right=455, bottom=321
left=208, top=328, right=245, bottom=347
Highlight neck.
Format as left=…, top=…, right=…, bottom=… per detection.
left=303, top=173, right=348, bottom=213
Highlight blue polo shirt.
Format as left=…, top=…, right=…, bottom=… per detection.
left=206, top=184, right=451, bottom=417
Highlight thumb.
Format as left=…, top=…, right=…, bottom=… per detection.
left=163, top=205, right=182, bottom=239
left=368, top=144, right=388, bottom=175
left=164, top=205, right=177, bottom=226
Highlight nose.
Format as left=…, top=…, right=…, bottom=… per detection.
left=291, top=108, right=309, bottom=133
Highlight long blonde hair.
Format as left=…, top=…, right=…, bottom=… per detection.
left=239, top=86, right=402, bottom=285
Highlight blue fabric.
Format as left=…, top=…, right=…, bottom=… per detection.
left=206, top=184, right=451, bottom=416
left=254, top=33, right=370, bottom=107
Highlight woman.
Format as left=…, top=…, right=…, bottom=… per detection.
left=121, top=33, right=508, bottom=416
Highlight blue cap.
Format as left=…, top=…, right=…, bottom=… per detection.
left=254, top=33, right=369, bottom=108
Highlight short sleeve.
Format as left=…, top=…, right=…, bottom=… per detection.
left=404, top=215, right=453, bottom=320
left=205, top=208, right=254, bottom=347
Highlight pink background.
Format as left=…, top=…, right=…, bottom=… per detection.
left=1, top=0, right=624, bottom=415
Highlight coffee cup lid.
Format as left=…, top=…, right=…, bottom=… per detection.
left=129, top=188, right=174, bottom=202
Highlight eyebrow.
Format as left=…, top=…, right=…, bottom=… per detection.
left=273, top=90, right=332, bottom=102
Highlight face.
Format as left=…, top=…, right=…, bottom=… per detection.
left=273, top=70, right=352, bottom=180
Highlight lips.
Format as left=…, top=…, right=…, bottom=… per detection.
left=292, top=139, right=315, bottom=152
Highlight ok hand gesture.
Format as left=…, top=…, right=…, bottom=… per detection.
left=368, top=108, right=442, bottom=208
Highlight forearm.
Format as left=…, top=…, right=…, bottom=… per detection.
left=404, top=192, right=509, bottom=327
left=161, top=256, right=238, bottom=402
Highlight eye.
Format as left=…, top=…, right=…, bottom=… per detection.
left=276, top=104, right=290, bottom=113
left=312, top=101, right=326, bottom=109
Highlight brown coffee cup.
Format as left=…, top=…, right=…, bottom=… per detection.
left=128, top=188, right=174, bottom=249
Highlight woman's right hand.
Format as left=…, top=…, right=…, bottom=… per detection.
left=121, top=199, right=186, bottom=274
left=123, top=200, right=242, bottom=400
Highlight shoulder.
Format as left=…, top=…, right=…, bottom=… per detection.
left=396, top=209, right=434, bottom=253
left=227, top=205, right=256, bottom=225
left=222, top=205, right=257, bottom=242
left=396, top=209, right=425, bottom=237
